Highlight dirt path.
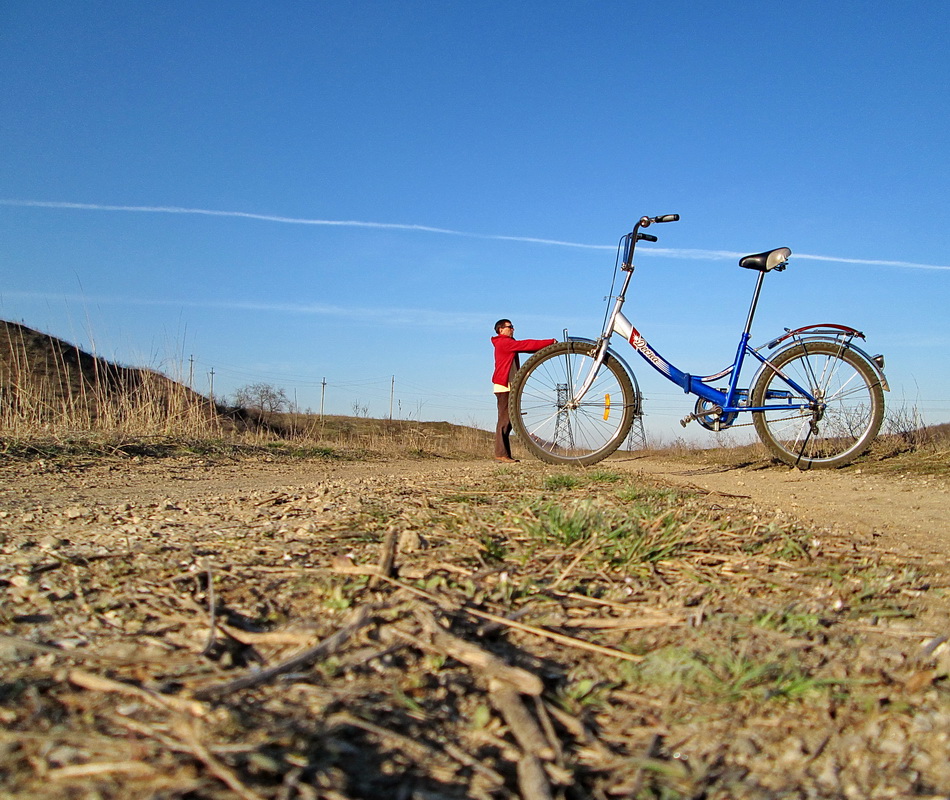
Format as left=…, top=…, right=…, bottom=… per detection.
left=4, top=451, right=948, bottom=568
left=605, top=453, right=950, bottom=568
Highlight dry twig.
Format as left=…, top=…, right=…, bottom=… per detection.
left=376, top=574, right=646, bottom=663
left=370, top=528, right=399, bottom=588
left=517, top=753, right=555, bottom=800
left=176, top=719, right=266, bottom=800
left=413, top=608, right=544, bottom=696
left=193, top=604, right=374, bottom=699
left=68, top=669, right=206, bottom=717
left=489, top=681, right=555, bottom=761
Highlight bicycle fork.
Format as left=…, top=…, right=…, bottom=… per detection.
left=561, top=270, right=635, bottom=409
left=561, top=338, right=612, bottom=409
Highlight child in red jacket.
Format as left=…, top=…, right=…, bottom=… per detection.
left=491, top=319, right=556, bottom=462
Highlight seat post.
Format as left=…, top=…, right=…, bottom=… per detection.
left=743, top=271, right=766, bottom=336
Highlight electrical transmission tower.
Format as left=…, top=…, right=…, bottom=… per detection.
left=553, top=383, right=574, bottom=452
left=625, top=411, right=648, bottom=451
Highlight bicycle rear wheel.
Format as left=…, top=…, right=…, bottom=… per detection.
left=509, top=341, right=637, bottom=466
left=752, top=340, right=884, bottom=469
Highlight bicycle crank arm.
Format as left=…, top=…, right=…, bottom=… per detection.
left=680, top=407, right=722, bottom=428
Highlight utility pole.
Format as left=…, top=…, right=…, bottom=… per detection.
left=208, top=368, right=215, bottom=403
left=320, top=377, right=326, bottom=420
left=292, top=388, right=298, bottom=437
left=188, top=355, right=194, bottom=388
left=389, top=375, right=394, bottom=420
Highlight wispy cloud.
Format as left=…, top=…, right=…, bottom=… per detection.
left=1, top=290, right=492, bottom=329
left=3, top=198, right=950, bottom=271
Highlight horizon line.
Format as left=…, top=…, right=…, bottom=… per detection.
left=3, top=198, right=949, bottom=271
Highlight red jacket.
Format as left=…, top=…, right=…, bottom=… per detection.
left=491, top=335, right=556, bottom=389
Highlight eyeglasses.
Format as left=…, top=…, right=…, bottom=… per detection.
left=500, top=325, right=514, bottom=330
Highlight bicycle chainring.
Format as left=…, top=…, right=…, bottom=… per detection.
left=693, top=398, right=738, bottom=431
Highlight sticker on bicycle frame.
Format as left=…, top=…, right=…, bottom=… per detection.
left=604, top=393, right=610, bottom=421
left=629, top=327, right=672, bottom=376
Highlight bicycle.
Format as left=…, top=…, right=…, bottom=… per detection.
left=510, top=214, right=889, bottom=469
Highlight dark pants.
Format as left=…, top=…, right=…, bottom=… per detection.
left=495, top=391, right=513, bottom=458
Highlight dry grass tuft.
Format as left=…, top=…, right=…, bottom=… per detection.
left=0, top=320, right=219, bottom=440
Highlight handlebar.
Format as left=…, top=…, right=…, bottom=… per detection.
left=622, top=213, right=679, bottom=269
left=638, top=213, right=680, bottom=227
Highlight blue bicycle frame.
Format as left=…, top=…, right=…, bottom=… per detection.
left=608, top=268, right=809, bottom=416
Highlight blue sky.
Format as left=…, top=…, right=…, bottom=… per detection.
left=2, top=2, right=948, bottom=443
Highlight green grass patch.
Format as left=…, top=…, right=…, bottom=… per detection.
left=518, top=498, right=693, bottom=571
left=617, top=484, right=688, bottom=507
left=543, top=473, right=581, bottom=490
left=633, top=644, right=853, bottom=705
left=754, top=606, right=824, bottom=637
left=585, top=468, right=624, bottom=483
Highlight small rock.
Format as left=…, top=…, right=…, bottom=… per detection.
left=39, top=535, right=68, bottom=550
left=398, top=530, right=426, bottom=552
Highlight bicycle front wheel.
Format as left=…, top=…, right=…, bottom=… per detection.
left=752, top=341, right=884, bottom=469
left=509, top=341, right=637, bottom=466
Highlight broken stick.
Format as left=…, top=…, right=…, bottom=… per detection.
left=489, top=680, right=555, bottom=761
left=414, top=608, right=543, bottom=696
left=193, top=604, right=373, bottom=700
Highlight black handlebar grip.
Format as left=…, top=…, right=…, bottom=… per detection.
left=655, top=214, right=680, bottom=223
left=637, top=232, right=658, bottom=242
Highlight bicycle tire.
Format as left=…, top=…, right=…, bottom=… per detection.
left=509, top=341, right=637, bottom=466
left=751, top=340, right=884, bottom=469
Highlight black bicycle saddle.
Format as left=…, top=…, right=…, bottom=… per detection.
left=739, top=247, right=792, bottom=272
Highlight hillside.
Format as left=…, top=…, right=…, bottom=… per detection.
left=0, top=319, right=214, bottom=427
left=0, top=319, right=490, bottom=451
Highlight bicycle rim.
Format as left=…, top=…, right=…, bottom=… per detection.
left=752, top=341, right=884, bottom=468
left=510, top=342, right=636, bottom=466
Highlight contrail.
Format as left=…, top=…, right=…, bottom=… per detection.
left=789, top=253, right=950, bottom=271
left=3, top=198, right=949, bottom=270
left=0, top=199, right=611, bottom=250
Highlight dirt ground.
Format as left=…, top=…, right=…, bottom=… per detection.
left=615, top=453, right=950, bottom=569
left=3, top=450, right=950, bottom=799
left=6, top=450, right=948, bottom=569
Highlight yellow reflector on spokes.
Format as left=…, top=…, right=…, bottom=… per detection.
left=604, top=393, right=611, bottom=421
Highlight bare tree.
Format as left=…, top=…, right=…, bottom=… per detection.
left=233, top=382, right=289, bottom=414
